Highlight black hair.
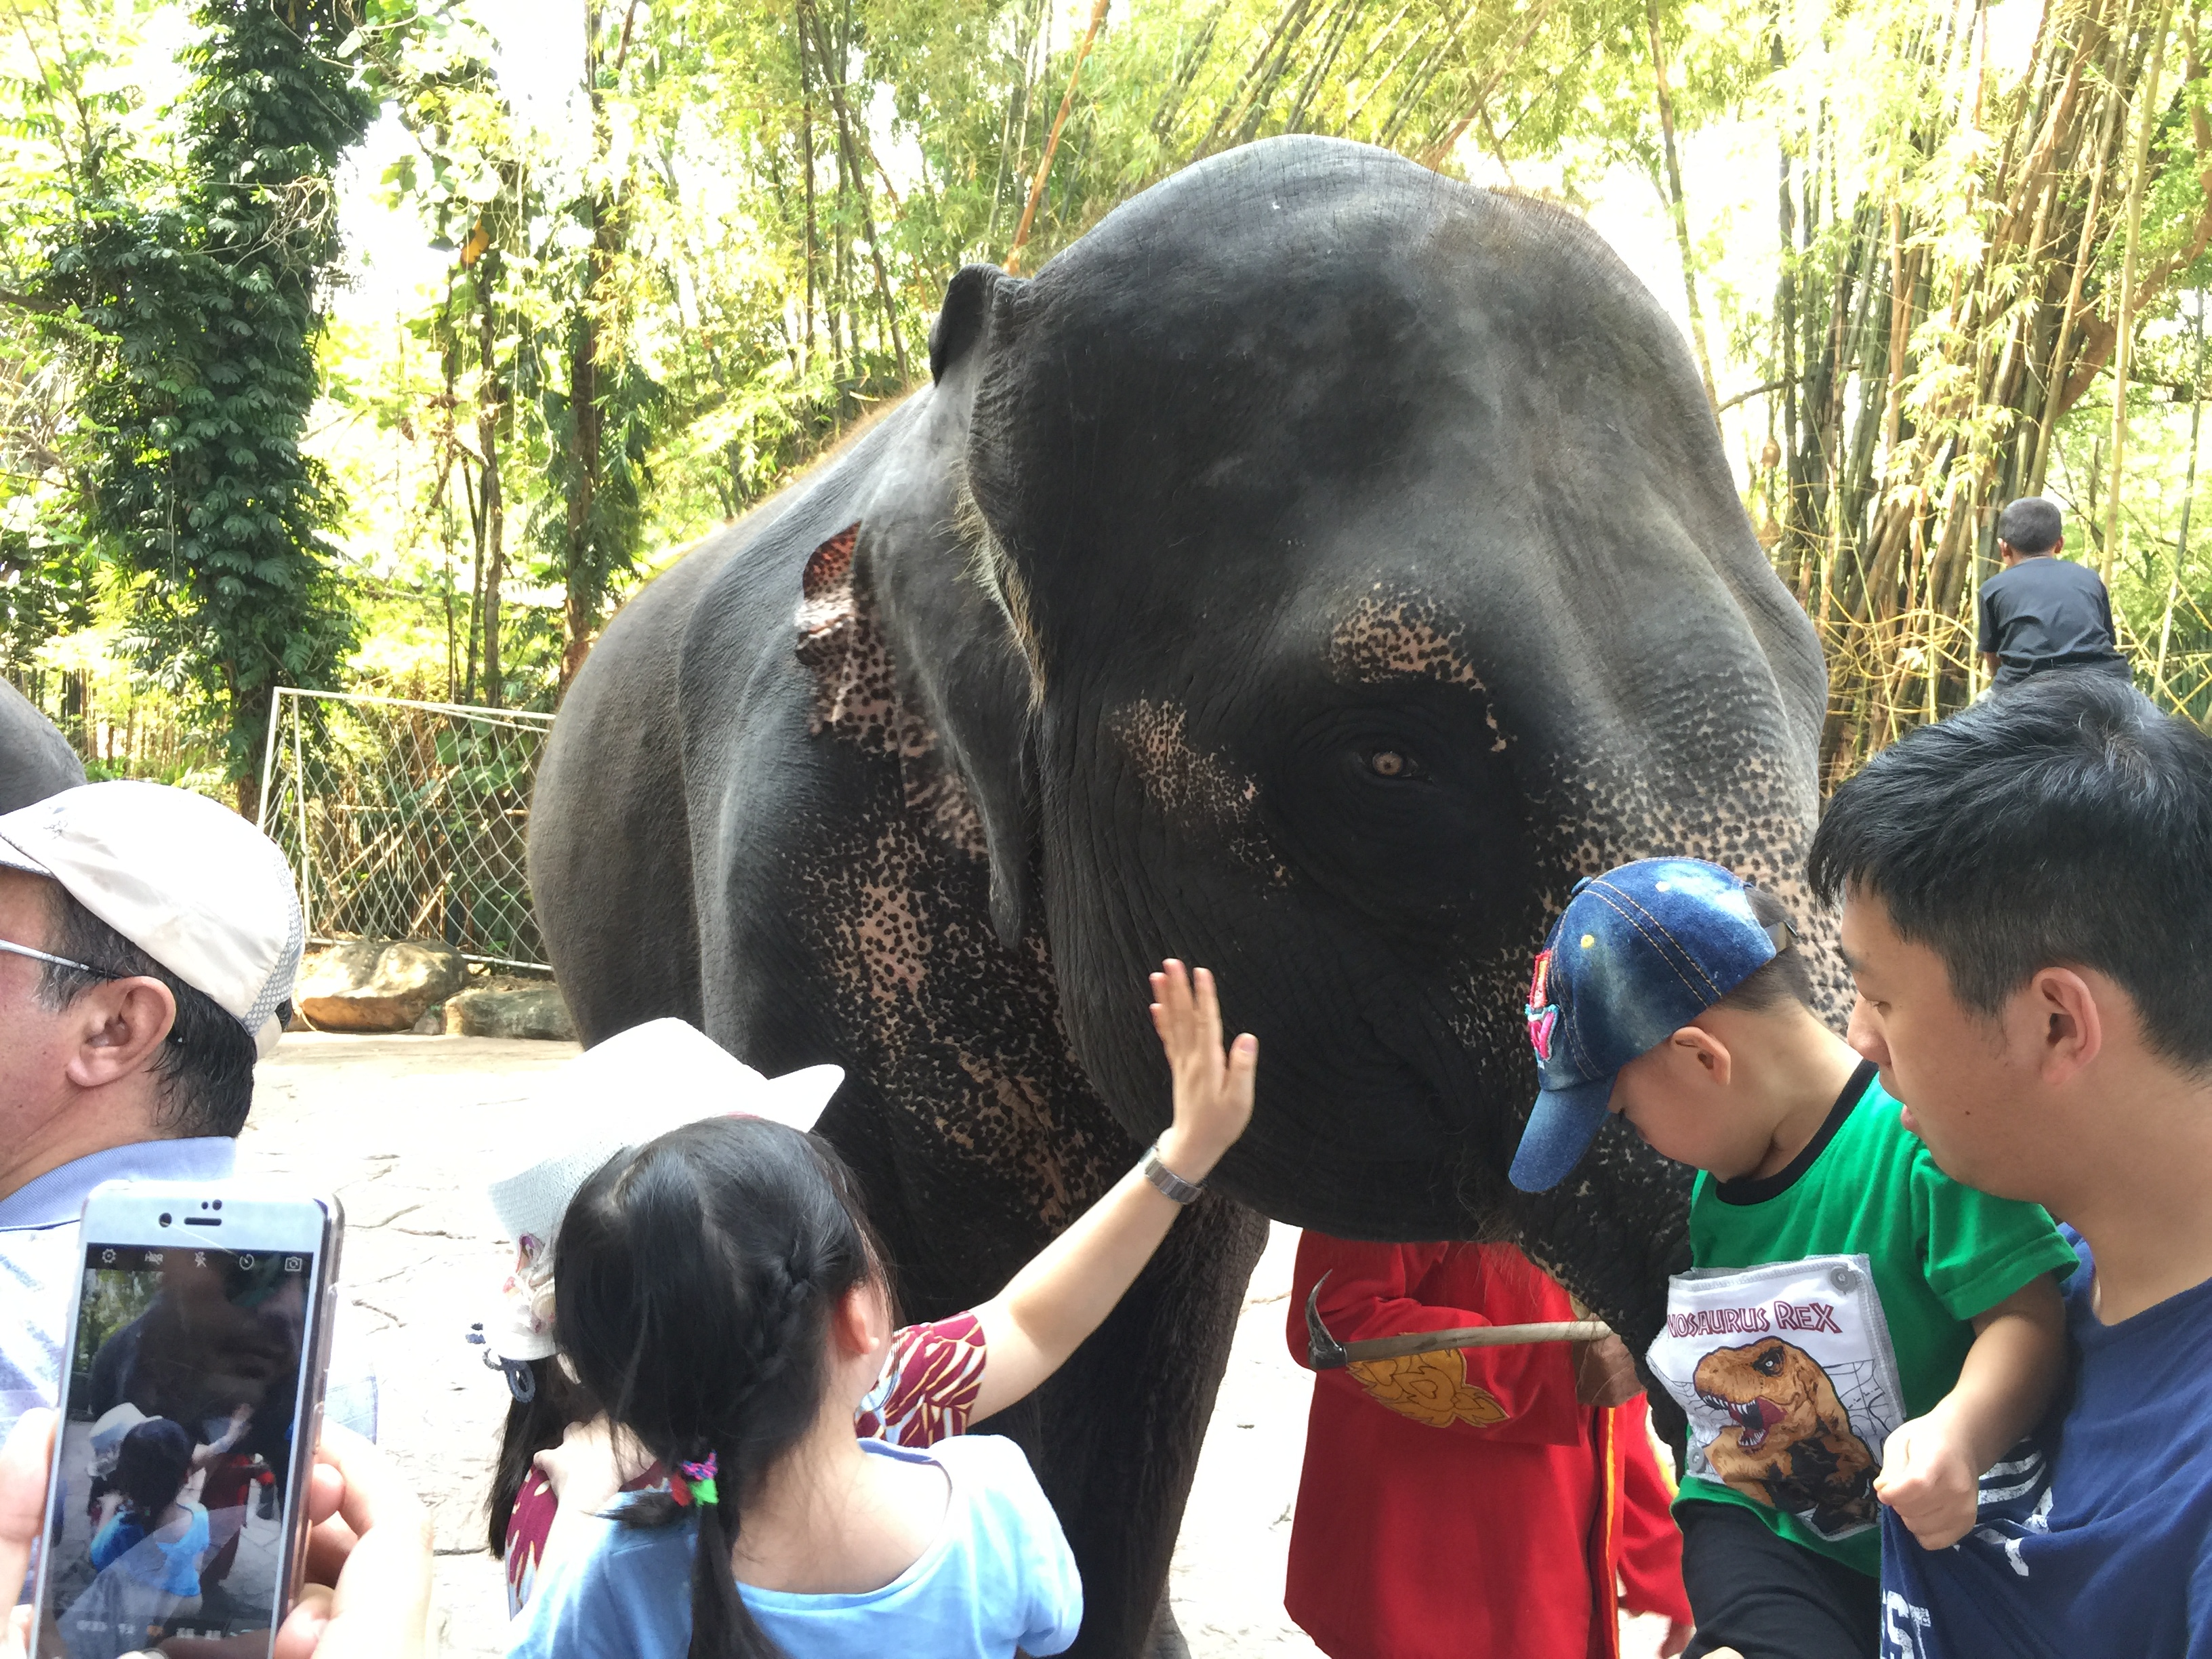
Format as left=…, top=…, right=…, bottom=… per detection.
left=1713, top=885, right=1815, bottom=1015
left=112, top=1417, right=193, bottom=1521
left=1995, top=495, right=2064, bottom=554
left=1809, top=672, right=2212, bottom=1071
left=485, top=1357, right=590, bottom=1555
left=35, top=880, right=261, bottom=1139
left=555, top=1117, right=882, bottom=1659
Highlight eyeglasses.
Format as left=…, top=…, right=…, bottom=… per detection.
left=0, top=937, right=120, bottom=979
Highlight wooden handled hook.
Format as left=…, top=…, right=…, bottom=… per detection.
left=1304, top=1272, right=1615, bottom=1371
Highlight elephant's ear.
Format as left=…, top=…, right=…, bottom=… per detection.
left=846, top=261, right=1040, bottom=948
left=930, top=262, right=1006, bottom=384
left=935, top=264, right=1040, bottom=946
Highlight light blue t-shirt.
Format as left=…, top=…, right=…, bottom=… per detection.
left=89, top=1502, right=211, bottom=1597
left=508, top=1434, right=1082, bottom=1659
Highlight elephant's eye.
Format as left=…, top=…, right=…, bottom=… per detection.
left=1367, top=748, right=1425, bottom=779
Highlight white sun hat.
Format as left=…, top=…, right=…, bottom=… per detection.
left=476, top=1018, right=843, bottom=1374
left=0, top=781, right=304, bottom=1059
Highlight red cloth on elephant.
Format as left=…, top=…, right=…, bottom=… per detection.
left=1284, top=1235, right=1690, bottom=1659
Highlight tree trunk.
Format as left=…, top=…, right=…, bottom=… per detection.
left=2104, top=1, right=2174, bottom=580
left=1645, top=0, right=1717, bottom=413
left=798, top=0, right=817, bottom=368
left=476, top=273, right=506, bottom=711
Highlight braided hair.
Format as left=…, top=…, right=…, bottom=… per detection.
left=555, top=1117, right=880, bottom=1659
left=112, top=1418, right=193, bottom=1522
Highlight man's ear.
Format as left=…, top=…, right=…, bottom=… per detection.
left=2022, top=966, right=2103, bottom=1086
left=63, top=976, right=177, bottom=1091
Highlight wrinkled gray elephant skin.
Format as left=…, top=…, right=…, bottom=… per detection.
left=1, top=679, right=85, bottom=813
left=529, top=136, right=1832, bottom=1658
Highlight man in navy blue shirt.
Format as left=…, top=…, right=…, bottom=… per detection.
left=1807, top=673, right=2212, bottom=1659
left=1975, top=497, right=2131, bottom=692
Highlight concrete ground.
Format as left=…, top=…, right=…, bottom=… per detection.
left=242, top=1034, right=1675, bottom=1658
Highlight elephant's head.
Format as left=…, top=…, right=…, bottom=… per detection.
left=0, top=679, right=84, bottom=815
left=859, top=137, right=1832, bottom=1349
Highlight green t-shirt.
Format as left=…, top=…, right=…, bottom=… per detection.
left=1656, top=1060, right=2078, bottom=1576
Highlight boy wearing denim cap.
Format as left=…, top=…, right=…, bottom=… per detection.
left=1509, top=859, right=2076, bottom=1659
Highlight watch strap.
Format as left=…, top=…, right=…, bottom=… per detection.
left=1142, top=1141, right=1205, bottom=1204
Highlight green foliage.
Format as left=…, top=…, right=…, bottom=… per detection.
left=20, top=0, right=377, bottom=788
left=72, top=1265, right=161, bottom=1379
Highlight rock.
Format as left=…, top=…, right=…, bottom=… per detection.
left=444, top=984, right=575, bottom=1042
left=410, top=1007, right=446, bottom=1036
left=295, top=942, right=470, bottom=1033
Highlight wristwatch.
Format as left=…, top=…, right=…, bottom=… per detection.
left=1141, top=1141, right=1205, bottom=1204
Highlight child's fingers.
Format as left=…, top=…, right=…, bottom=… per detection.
left=1193, top=966, right=1225, bottom=1062
left=1156, top=960, right=1193, bottom=1049
left=1226, top=1033, right=1258, bottom=1110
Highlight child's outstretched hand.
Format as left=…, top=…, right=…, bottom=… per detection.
left=1149, top=960, right=1256, bottom=1185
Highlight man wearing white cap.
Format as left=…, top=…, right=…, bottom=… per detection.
left=0, top=781, right=304, bottom=1446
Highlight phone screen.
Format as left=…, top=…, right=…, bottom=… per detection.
left=41, top=1240, right=319, bottom=1658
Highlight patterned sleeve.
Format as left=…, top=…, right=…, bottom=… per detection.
left=504, top=1469, right=557, bottom=1618
left=853, top=1311, right=989, bottom=1447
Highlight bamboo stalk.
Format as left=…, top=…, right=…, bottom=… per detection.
left=1006, top=0, right=1112, bottom=274
left=1416, top=0, right=1564, bottom=169
left=1641, top=0, right=1715, bottom=416
left=2103, top=0, right=2173, bottom=581
left=2031, top=22, right=2127, bottom=491
left=1194, top=0, right=1311, bottom=155
left=1884, top=204, right=1909, bottom=464
left=2157, top=291, right=2205, bottom=697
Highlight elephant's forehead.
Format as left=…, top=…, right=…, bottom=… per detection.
left=1326, top=594, right=1480, bottom=688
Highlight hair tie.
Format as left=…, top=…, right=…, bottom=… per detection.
left=670, top=1453, right=719, bottom=1507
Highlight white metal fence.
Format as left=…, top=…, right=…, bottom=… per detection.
left=256, top=688, right=556, bottom=970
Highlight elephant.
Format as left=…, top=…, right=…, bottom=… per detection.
left=1, top=678, right=84, bottom=813
left=529, top=136, right=1834, bottom=1657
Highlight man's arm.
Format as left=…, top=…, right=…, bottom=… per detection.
left=1875, top=1273, right=2067, bottom=1549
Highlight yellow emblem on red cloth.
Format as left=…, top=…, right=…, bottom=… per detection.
left=1347, top=1347, right=1511, bottom=1429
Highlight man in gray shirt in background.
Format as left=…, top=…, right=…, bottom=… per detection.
left=0, top=781, right=326, bottom=1444
left=1978, top=496, right=2133, bottom=692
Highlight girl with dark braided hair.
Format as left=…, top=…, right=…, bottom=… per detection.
left=504, top=960, right=1256, bottom=1658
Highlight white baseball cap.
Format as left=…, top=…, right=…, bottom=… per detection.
left=478, top=1018, right=843, bottom=1366
left=0, top=781, right=304, bottom=1059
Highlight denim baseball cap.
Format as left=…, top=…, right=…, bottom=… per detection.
left=1509, top=859, right=1790, bottom=1193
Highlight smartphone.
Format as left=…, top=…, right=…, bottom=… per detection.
left=32, top=1181, right=344, bottom=1659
